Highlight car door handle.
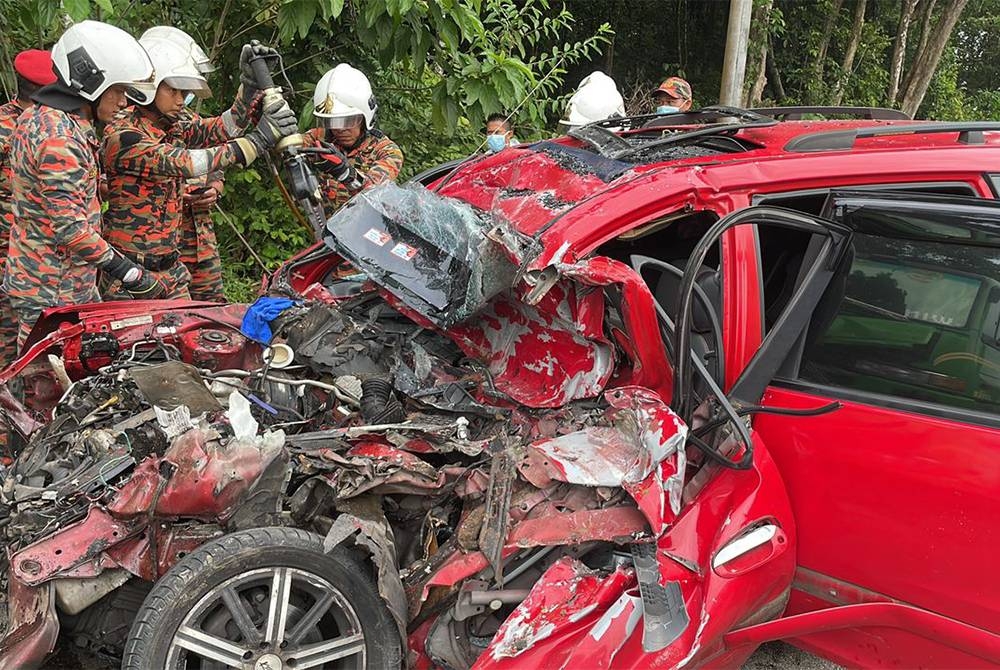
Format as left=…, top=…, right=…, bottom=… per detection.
left=713, top=523, right=786, bottom=575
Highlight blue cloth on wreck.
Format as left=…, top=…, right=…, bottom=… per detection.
left=241, top=297, right=297, bottom=344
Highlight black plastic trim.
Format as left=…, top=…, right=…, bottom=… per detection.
left=752, top=106, right=910, bottom=121
left=770, top=378, right=1000, bottom=430
left=784, top=122, right=1000, bottom=153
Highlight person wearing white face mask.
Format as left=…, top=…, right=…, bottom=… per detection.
left=652, top=77, right=693, bottom=114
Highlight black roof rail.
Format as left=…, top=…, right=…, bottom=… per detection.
left=752, top=106, right=911, bottom=121
left=784, top=122, right=1000, bottom=152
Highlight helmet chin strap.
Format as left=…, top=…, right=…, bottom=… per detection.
left=88, top=99, right=105, bottom=127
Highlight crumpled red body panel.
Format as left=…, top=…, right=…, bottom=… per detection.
left=108, top=428, right=278, bottom=520
left=473, top=557, right=638, bottom=669
left=449, top=281, right=613, bottom=408
left=518, top=387, right=687, bottom=536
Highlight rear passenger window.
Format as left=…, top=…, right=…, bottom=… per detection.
left=799, top=211, right=1000, bottom=414
left=755, top=183, right=978, bottom=216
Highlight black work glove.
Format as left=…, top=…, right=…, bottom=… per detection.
left=239, top=41, right=279, bottom=96
left=317, top=142, right=359, bottom=185
left=244, top=98, right=299, bottom=154
left=99, top=252, right=166, bottom=300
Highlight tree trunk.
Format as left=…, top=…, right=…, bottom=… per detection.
left=899, top=0, right=969, bottom=117
left=719, top=0, right=754, bottom=106
left=766, top=37, right=786, bottom=102
left=749, top=53, right=768, bottom=106
left=831, top=0, right=868, bottom=105
left=810, top=0, right=845, bottom=102
left=915, top=0, right=938, bottom=56
left=899, top=0, right=936, bottom=99
left=888, top=0, right=919, bottom=103
left=747, top=0, right=774, bottom=106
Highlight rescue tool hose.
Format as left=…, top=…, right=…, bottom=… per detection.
left=266, top=154, right=315, bottom=238
left=250, top=48, right=326, bottom=241
left=691, top=400, right=842, bottom=438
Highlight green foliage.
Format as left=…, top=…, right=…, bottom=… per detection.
left=2, top=0, right=997, bottom=296
left=0, top=0, right=612, bottom=293
left=921, top=51, right=970, bottom=121
left=563, top=0, right=998, bottom=119
left=213, top=166, right=314, bottom=282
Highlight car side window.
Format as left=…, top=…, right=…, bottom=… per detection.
left=797, top=210, right=1000, bottom=415
left=754, top=182, right=979, bottom=216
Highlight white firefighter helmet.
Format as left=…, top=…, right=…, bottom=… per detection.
left=51, top=20, right=155, bottom=103
left=559, top=70, right=626, bottom=130
left=141, top=26, right=216, bottom=74
left=312, top=64, right=377, bottom=130
left=138, top=31, right=212, bottom=101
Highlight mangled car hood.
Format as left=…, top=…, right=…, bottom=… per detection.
left=324, top=182, right=517, bottom=328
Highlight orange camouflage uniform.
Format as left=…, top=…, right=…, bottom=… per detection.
left=179, top=171, right=225, bottom=302
left=4, top=104, right=111, bottom=348
left=101, top=106, right=251, bottom=299
left=0, top=100, right=26, bottom=366
left=303, top=128, right=403, bottom=211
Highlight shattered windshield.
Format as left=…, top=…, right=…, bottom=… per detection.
left=325, top=182, right=515, bottom=327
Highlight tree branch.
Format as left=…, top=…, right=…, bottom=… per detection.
left=810, top=0, right=845, bottom=102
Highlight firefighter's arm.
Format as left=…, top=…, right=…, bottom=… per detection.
left=219, top=85, right=264, bottom=137
left=181, top=112, right=231, bottom=148
left=38, top=136, right=112, bottom=264
left=354, top=140, right=403, bottom=191
left=103, top=128, right=244, bottom=179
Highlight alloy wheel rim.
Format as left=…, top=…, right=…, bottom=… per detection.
left=164, top=566, right=366, bottom=669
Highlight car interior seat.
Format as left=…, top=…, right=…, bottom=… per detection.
left=631, top=255, right=724, bottom=387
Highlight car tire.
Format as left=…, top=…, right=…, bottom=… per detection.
left=122, top=526, right=401, bottom=669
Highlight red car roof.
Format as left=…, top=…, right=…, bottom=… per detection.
left=438, top=120, right=1000, bottom=268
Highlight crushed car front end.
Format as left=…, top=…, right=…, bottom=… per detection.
left=0, top=176, right=799, bottom=669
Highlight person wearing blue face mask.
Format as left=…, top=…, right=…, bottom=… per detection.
left=485, top=112, right=519, bottom=153
left=652, top=77, right=693, bottom=114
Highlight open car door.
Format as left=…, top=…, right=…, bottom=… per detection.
left=752, top=192, right=1000, bottom=668
left=474, top=206, right=852, bottom=669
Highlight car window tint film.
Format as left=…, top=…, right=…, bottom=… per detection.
left=799, top=224, right=1000, bottom=414
left=754, top=182, right=979, bottom=217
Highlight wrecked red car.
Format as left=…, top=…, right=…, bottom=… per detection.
left=2, top=109, right=1000, bottom=670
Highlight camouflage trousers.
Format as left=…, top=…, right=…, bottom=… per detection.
left=11, top=295, right=55, bottom=353
left=7, top=267, right=102, bottom=352
left=180, top=207, right=224, bottom=302
left=0, top=291, right=13, bottom=452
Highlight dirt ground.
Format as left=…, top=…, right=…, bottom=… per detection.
left=742, top=641, right=843, bottom=669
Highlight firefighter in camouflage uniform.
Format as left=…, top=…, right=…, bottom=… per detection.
left=0, top=50, right=57, bottom=367
left=101, top=34, right=297, bottom=299
left=302, top=64, right=403, bottom=212
left=4, top=21, right=166, bottom=350
left=148, top=28, right=226, bottom=302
